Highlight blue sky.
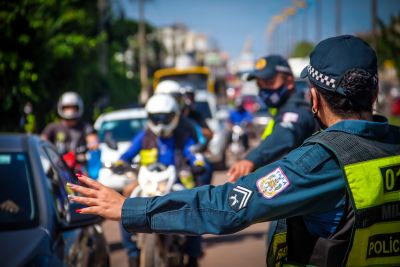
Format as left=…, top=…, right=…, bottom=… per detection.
left=121, top=0, right=400, bottom=59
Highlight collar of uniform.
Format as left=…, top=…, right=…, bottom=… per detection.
left=326, top=115, right=389, bottom=138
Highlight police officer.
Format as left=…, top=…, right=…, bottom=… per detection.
left=228, top=55, right=317, bottom=182
left=68, top=35, right=400, bottom=266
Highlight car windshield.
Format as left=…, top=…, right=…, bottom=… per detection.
left=98, top=118, right=147, bottom=142
left=0, top=152, right=38, bottom=230
left=160, top=74, right=208, bottom=90
left=194, top=101, right=212, bottom=119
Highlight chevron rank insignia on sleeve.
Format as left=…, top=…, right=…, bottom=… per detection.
left=228, top=185, right=253, bottom=212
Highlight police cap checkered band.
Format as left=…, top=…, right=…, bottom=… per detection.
left=301, top=35, right=378, bottom=96
left=306, top=64, right=339, bottom=90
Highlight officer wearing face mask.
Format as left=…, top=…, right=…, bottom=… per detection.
left=228, top=55, right=318, bottom=182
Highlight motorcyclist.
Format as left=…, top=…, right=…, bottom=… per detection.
left=227, top=97, right=253, bottom=150
left=116, top=94, right=205, bottom=267
left=181, top=85, right=214, bottom=143
left=41, top=91, right=95, bottom=172
left=155, top=80, right=213, bottom=186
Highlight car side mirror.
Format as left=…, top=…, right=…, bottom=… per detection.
left=105, top=134, right=118, bottom=150
left=61, top=202, right=103, bottom=230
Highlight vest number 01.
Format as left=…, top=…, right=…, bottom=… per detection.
left=382, top=164, right=400, bottom=193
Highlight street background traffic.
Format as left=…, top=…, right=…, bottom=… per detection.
left=1, top=1, right=400, bottom=267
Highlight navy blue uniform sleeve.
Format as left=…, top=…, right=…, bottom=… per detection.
left=245, top=108, right=316, bottom=169
left=120, top=131, right=145, bottom=163
left=121, top=144, right=345, bottom=235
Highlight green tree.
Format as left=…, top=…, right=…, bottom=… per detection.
left=376, top=12, right=400, bottom=80
left=0, top=0, right=105, bottom=131
left=291, top=41, right=314, bottom=58
left=0, top=1, right=163, bottom=132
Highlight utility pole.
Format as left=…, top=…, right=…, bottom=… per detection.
left=303, top=8, right=308, bottom=41
left=371, top=0, right=378, bottom=49
left=336, top=0, right=341, bottom=36
left=138, top=0, right=149, bottom=104
left=316, top=0, right=322, bottom=42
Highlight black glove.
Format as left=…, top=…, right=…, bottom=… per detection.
left=111, top=160, right=128, bottom=174
left=191, top=165, right=206, bottom=175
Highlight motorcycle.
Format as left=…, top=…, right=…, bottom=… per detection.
left=229, top=122, right=249, bottom=159
left=62, top=145, right=87, bottom=175
left=130, top=163, right=190, bottom=267
left=97, top=161, right=138, bottom=192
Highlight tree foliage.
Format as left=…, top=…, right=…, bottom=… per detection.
left=376, top=12, right=400, bottom=80
left=0, top=0, right=163, bottom=132
left=291, top=41, right=314, bottom=58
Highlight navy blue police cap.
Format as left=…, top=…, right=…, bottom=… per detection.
left=247, top=55, right=292, bottom=81
left=301, top=35, right=377, bottom=96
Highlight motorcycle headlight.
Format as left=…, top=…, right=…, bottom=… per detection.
left=104, top=161, right=113, bottom=168
left=143, top=180, right=169, bottom=196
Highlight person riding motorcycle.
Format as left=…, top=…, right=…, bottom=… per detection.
left=116, top=94, right=205, bottom=267
left=41, top=91, right=95, bottom=172
left=227, top=97, right=253, bottom=150
left=181, top=85, right=214, bottom=143
left=155, top=80, right=213, bottom=186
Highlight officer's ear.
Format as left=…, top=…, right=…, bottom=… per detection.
left=310, top=87, right=319, bottom=113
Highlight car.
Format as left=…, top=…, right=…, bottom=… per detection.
left=0, top=134, right=109, bottom=267
left=94, top=108, right=148, bottom=190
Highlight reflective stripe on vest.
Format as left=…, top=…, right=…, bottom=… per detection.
left=261, top=107, right=278, bottom=140
left=139, top=148, right=158, bottom=166
left=344, top=155, right=400, bottom=266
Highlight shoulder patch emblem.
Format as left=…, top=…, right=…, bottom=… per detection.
left=282, top=112, right=299, bottom=123
left=228, top=185, right=253, bottom=212
left=256, top=167, right=290, bottom=199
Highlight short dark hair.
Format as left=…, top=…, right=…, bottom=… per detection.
left=311, top=69, right=378, bottom=117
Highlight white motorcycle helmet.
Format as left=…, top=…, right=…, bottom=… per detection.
left=145, top=94, right=180, bottom=137
left=155, top=80, right=182, bottom=95
left=57, top=91, right=84, bottom=120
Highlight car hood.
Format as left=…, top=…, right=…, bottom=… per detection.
left=0, top=227, right=50, bottom=267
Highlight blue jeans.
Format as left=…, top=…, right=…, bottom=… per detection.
left=120, top=222, right=139, bottom=258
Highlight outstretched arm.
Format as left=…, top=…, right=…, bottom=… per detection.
left=68, top=145, right=344, bottom=236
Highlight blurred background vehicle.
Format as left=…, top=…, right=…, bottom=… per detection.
left=94, top=108, right=148, bottom=191
left=0, top=134, right=109, bottom=267
left=192, top=90, right=229, bottom=169
left=153, top=66, right=215, bottom=93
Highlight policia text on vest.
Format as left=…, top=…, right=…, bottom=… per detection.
left=367, top=163, right=400, bottom=259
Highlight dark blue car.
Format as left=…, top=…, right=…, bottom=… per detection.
left=0, top=134, right=109, bottom=267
